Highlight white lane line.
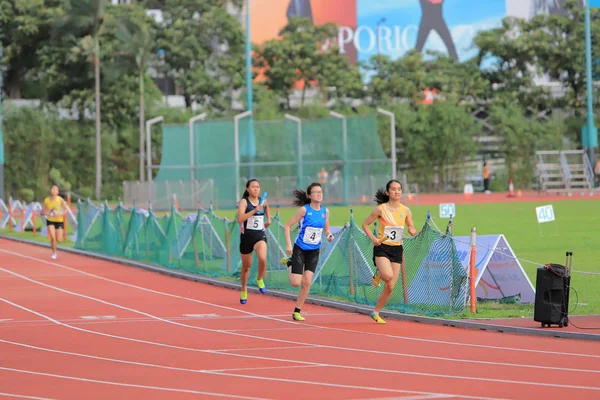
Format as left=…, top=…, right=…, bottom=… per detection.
left=2, top=248, right=598, bottom=359
left=1, top=297, right=598, bottom=396
left=0, top=392, right=56, bottom=400
left=0, top=366, right=266, bottom=399
left=1, top=267, right=598, bottom=377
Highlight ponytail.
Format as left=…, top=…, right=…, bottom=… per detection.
left=374, top=188, right=389, bottom=205
left=292, top=182, right=322, bottom=207
left=374, top=179, right=402, bottom=205
left=291, top=190, right=310, bottom=207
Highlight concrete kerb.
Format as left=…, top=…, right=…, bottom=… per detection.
left=1, top=234, right=599, bottom=342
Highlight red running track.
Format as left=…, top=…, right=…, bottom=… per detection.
left=1, top=239, right=600, bottom=400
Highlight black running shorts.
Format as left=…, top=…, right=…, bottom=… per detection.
left=373, top=244, right=403, bottom=266
left=46, top=221, right=64, bottom=230
left=291, top=243, right=320, bottom=275
left=239, top=232, right=267, bottom=255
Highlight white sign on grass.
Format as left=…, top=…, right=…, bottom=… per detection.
left=439, top=203, right=456, bottom=218
left=536, top=205, right=555, bottom=223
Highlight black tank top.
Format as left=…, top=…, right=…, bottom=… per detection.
left=242, top=196, right=265, bottom=233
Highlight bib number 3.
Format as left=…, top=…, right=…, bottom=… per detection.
left=303, top=227, right=322, bottom=245
left=383, top=226, right=404, bottom=243
left=247, top=215, right=264, bottom=230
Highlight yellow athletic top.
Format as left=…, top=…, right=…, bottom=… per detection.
left=376, top=203, right=408, bottom=246
left=44, top=196, right=65, bottom=223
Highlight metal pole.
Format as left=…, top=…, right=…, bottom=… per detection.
left=0, top=45, right=4, bottom=201
left=329, top=111, right=348, bottom=204
left=377, top=108, right=397, bottom=179
left=188, top=113, right=207, bottom=182
left=234, top=111, right=252, bottom=201
left=285, top=114, right=303, bottom=187
left=245, top=0, right=255, bottom=178
left=146, top=116, right=164, bottom=183
left=584, top=2, right=598, bottom=167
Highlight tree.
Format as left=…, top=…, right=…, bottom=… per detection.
left=363, top=52, right=425, bottom=105
left=0, top=0, right=68, bottom=99
left=488, top=102, right=564, bottom=187
left=522, top=0, right=600, bottom=111
left=473, top=16, right=551, bottom=110
left=254, top=17, right=362, bottom=108
left=54, top=0, right=109, bottom=200
left=391, top=100, right=479, bottom=188
left=113, top=6, right=155, bottom=181
left=156, top=0, right=245, bottom=110
left=364, top=50, right=489, bottom=107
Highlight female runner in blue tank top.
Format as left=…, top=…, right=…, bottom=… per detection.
left=237, top=179, right=271, bottom=304
left=283, top=182, right=334, bottom=321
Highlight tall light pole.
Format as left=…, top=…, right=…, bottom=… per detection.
left=188, top=112, right=207, bottom=182
left=377, top=108, right=397, bottom=180
left=234, top=110, right=253, bottom=201
left=0, top=45, right=4, bottom=201
left=245, top=0, right=256, bottom=178
left=329, top=111, right=348, bottom=204
left=285, top=114, right=303, bottom=187
left=584, top=1, right=598, bottom=168
left=145, top=115, right=164, bottom=183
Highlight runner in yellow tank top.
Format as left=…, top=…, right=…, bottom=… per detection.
left=41, top=184, right=67, bottom=260
left=375, top=202, right=408, bottom=246
left=362, top=180, right=417, bottom=324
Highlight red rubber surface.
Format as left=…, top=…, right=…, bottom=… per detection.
left=1, top=239, right=599, bottom=399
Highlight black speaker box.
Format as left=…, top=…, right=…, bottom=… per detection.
left=533, top=266, right=570, bottom=328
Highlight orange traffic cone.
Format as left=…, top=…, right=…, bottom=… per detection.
left=508, top=180, right=515, bottom=197
left=517, top=190, right=522, bottom=198
left=463, top=183, right=473, bottom=200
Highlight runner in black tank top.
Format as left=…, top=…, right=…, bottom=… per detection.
left=237, top=179, right=271, bottom=304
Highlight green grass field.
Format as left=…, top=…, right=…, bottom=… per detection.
left=2, top=198, right=598, bottom=319
left=214, top=199, right=600, bottom=318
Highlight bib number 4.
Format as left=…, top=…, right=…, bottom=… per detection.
left=303, top=227, right=322, bottom=245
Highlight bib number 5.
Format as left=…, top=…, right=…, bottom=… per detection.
left=247, top=215, right=264, bottom=230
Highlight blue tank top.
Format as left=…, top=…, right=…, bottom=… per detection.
left=295, top=204, right=326, bottom=251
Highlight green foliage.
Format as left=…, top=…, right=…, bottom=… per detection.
left=385, top=101, right=478, bottom=186
left=488, top=103, right=564, bottom=187
left=3, top=105, right=134, bottom=200
left=17, top=188, right=34, bottom=203
left=0, top=0, right=69, bottom=99
left=253, top=17, right=363, bottom=108
left=49, top=167, right=71, bottom=191
left=156, top=0, right=245, bottom=111
left=2, top=0, right=598, bottom=200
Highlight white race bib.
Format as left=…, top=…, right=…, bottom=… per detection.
left=247, top=215, right=264, bottom=230
left=302, top=226, right=323, bottom=245
left=383, top=226, right=404, bottom=243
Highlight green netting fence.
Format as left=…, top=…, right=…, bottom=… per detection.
left=153, top=115, right=392, bottom=209
left=75, top=199, right=468, bottom=316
